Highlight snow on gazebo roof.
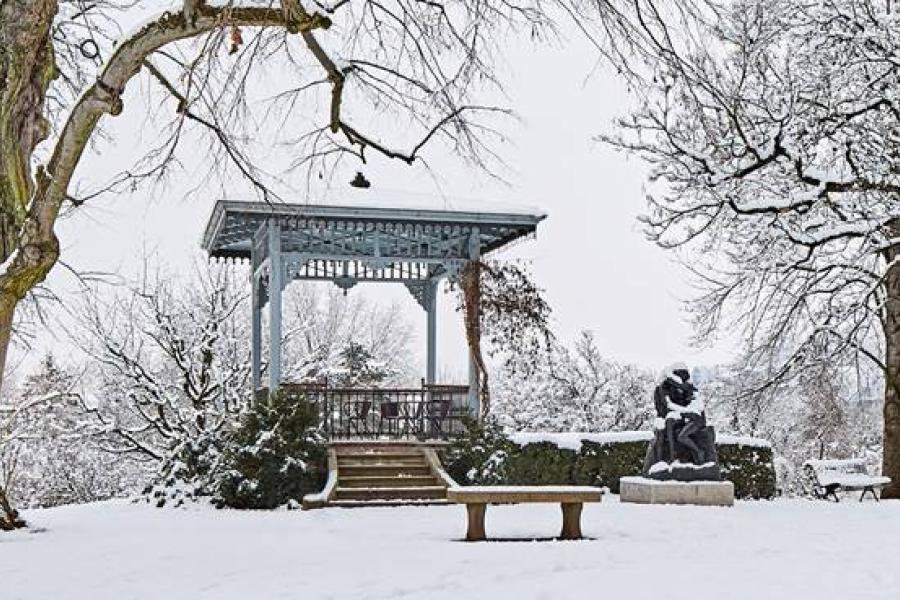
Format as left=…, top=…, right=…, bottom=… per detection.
left=200, top=191, right=547, bottom=261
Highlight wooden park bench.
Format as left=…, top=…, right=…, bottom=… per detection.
left=803, top=458, right=891, bottom=502
left=446, top=486, right=604, bottom=541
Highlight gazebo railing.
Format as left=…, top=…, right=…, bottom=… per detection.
left=264, top=382, right=471, bottom=440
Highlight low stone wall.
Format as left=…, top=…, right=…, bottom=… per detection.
left=442, top=425, right=776, bottom=499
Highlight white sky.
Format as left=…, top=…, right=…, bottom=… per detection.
left=19, top=14, right=737, bottom=383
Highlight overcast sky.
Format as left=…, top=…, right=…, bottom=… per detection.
left=18, top=13, right=737, bottom=383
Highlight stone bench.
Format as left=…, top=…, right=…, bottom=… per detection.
left=446, top=486, right=604, bottom=541
left=803, top=459, right=891, bottom=502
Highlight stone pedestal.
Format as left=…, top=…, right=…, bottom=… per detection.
left=619, top=476, right=734, bottom=507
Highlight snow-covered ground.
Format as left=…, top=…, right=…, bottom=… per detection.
left=3, top=496, right=900, bottom=600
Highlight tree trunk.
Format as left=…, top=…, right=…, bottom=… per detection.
left=0, top=484, right=25, bottom=530
left=0, top=3, right=330, bottom=394
left=881, top=227, right=900, bottom=499
left=0, top=0, right=58, bottom=391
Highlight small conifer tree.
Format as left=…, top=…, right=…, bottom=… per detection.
left=215, top=392, right=327, bottom=509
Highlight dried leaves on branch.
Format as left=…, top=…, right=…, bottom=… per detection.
left=459, top=260, right=554, bottom=417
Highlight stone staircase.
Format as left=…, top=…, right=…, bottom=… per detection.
left=327, top=442, right=450, bottom=507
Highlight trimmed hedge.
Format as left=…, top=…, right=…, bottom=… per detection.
left=718, top=443, right=777, bottom=500
left=443, top=422, right=776, bottom=499
left=573, top=440, right=649, bottom=494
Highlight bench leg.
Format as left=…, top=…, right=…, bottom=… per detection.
left=465, top=503, right=487, bottom=542
left=560, top=502, right=583, bottom=540
left=860, top=487, right=878, bottom=502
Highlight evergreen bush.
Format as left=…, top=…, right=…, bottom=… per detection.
left=505, top=442, right=577, bottom=484
left=145, top=433, right=225, bottom=508
left=214, top=391, right=327, bottom=509
left=443, top=418, right=516, bottom=485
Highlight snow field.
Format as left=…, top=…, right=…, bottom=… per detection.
left=3, top=496, right=900, bottom=600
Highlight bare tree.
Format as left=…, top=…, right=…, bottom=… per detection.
left=492, top=331, right=655, bottom=432
left=601, top=0, right=900, bottom=496
left=281, top=285, right=415, bottom=385
left=0, top=0, right=564, bottom=401
left=68, top=254, right=415, bottom=475
left=0, top=353, right=144, bottom=509
left=72, top=258, right=251, bottom=461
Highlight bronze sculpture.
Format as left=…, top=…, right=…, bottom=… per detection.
left=643, top=365, right=722, bottom=482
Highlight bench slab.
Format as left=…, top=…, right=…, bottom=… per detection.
left=447, top=486, right=604, bottom=504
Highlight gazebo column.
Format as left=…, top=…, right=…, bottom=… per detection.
left=467, top=228, right=481, bottom=417
left=425, top=279, right=438, bottom=385
left=267, top=220, right=283, bottom=392
left=251, top=275, right=262, bottom=391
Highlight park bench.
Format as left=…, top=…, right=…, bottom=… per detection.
left=803, top=458, right=891, bottom=502
left=446, top=486, right=604, bottom=541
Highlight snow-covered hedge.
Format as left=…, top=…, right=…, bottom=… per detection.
left=443, top=423, right=776, bottom=499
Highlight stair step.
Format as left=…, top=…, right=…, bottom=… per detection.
left=333, top=446, right=425, bottom=456
left=334, top=486, right=448, bottom=501
left=338, top=465, right=432, bottom=477
left=328, top=499, right=451, bottom=508
left=338, top=465, right=433, bottom=477
left=336, top=454, right=426, bottom=463
left=338, top=475, right=441, bottom=488
left=337, top=459, right=428, bottom=468
left=336, top=452, right=426, bottom=460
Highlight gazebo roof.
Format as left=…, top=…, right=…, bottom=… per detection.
left=201, top=197, right=546, bottom=261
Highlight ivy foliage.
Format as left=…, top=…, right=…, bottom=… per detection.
left=477, top=261, right=554, bottom=376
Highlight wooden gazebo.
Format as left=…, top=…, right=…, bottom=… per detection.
left=201, top=197, right=545, bottom=437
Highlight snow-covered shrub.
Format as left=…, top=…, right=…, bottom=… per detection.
left=442, top=418, right=515, bottom=485
left=492, top=332, right=655, bottom=433
left=3, top=354, right=150, bottom=509
left=214, top=391, right=327, bottom=509
left=144, top=433, right=226, bottom=508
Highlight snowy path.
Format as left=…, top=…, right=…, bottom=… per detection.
left=2, top=497, right=899, bottom=600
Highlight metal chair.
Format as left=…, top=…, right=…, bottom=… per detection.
left=344, top=398, right=372, bottom=436
left=426, top=398, right=452, bottom=437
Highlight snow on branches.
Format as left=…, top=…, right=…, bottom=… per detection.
left=492, top=331, right=655, bottom=434
left=606, top=1, right=900, bottom=373
left=604, top=0, right=900, bottom=494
